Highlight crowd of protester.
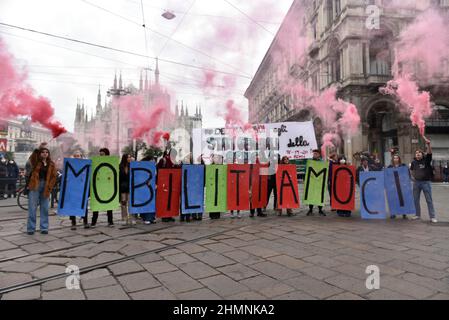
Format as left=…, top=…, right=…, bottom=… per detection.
left=20, top=137, right=439, bottom=235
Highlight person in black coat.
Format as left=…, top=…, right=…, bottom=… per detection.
left=7, top=159, right=19, bottom=198
left=0, top=157, right=8, bottom=198
left=119, top=153, right=135, bottom=226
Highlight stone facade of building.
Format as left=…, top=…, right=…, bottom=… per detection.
left=245, top=0, right=449, bottom=165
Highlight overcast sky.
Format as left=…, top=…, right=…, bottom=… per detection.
left=0, top=0, right=293, bottom=132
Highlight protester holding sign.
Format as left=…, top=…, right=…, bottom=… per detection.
left=276, top=156, right=296, bottom=217
left=136, top=156, right=157, bottom=225
left=410, top=137, right=438, bottom=223
left=157, top=145, right=178, bottom=223
left=306, top=150, right=326, bottom=216
left=334, top=157, right=354, bottom=218
left=356, top=157, right=374, bottom=185
left=27, top=147, right=58, bottom=235
left=69, top=150, right=90, bottom=230
left=388, top=154, right=408, bottom=220
left=91, top=148, right=115, bottom=228
left=249, top=161, right=268, bottom=218
left=206, top=154, right=225, bottom=220
left=327, top=153, right=339, bottom=211
left=266, top=154, right=281, bottom=215
left=120, top=154, right=136, bottom=226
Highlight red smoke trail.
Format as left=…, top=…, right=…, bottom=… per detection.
left=0, top=38, right=67, bottom=138
left=380, top=9, right=449, bottom=136
left=115, top=94, right=172, bottom=147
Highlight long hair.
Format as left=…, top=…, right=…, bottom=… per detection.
left=39, top=147, right=53, bottom=165
left=28, top=149, right=41, bottom=168
left=120, top=154, right=130, bottom=170
left=391, top=154, right=402, bottom=166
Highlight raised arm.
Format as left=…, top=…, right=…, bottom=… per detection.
left=423, top=136, right=432, bottom=154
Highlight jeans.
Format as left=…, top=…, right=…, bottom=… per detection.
left=413, top=180, right=436, bottom=219
left=27, top=180, right=49, bottom=232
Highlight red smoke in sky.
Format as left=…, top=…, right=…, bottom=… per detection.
left=380, top=9, right=448, bottom=136
left=116, top=94, right=172, bottom=147
left=0, top=38, right=67, bottom=138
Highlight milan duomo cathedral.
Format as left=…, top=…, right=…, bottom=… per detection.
left=73, top=60, right=202, bottom=157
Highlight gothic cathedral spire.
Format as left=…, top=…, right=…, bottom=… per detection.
left=96, top=85, right=102, bottom=115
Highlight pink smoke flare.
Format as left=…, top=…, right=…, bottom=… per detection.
left=0, top=38, right=67, bottom=138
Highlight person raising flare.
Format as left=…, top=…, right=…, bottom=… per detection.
left=410, top=137, right=438, bottom=223
left=91, top=148, right=114, bottom=228
left=120, top=153, right=136, bottom=226
left=388, top=154, right=408, bottom=220
left=27, top=147, right=58, bottom=235
left=307, top=149, right=326, bottom=216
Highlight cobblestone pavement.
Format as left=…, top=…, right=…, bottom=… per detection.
left=0, top=184, right=448, bottom=300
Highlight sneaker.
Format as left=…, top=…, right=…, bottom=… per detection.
left=319, top=211, right=326, bottom=217
left=27, top=231, right=34, bottom=235
left=90, top=224, right=96, bottom=229
left=108, top=223, right=115, bottom=228
left=257, top=213, right=267, bottom=217
left=431, top=218, right=438, bottom=223
left=84, top=224, right=90, bottom=229
left=250, top=213, right=255, bottom=218
left=306, top=210, right=313, bottom=216
left=236, top=214, right=242, bottom=219
left=411, top=216, right=420, bottom=220
left=144, top=221, right=152, bottom=225
left=71, top=225, right=77, bottom=231
left=41, top=230, right=48, bottom=235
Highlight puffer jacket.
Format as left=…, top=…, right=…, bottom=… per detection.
left=28, top=161, right=58, bottom=198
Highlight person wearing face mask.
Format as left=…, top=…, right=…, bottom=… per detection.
left=6, top=158, right=19, bottom=198
left=26, top=147, right=58, bottom=235
left=410, top=137, right=438, bottom=223
left=0, top=157, right=8, bottom=198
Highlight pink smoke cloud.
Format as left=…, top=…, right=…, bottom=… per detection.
left=114, top=94, right=172, bottom=147
left=0, top=38, right=67, bottom=138
left=380, top=9, right=447, bottom=136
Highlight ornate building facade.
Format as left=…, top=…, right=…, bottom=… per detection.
left=245, top=0, right=449, bottom=165
left=74, top=61, right=202, bottom=156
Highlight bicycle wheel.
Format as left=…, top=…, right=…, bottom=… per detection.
left=17, top=189, right=29, bottom=211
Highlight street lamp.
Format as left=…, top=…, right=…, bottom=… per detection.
left=107, top=87, right=131, bottom=155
